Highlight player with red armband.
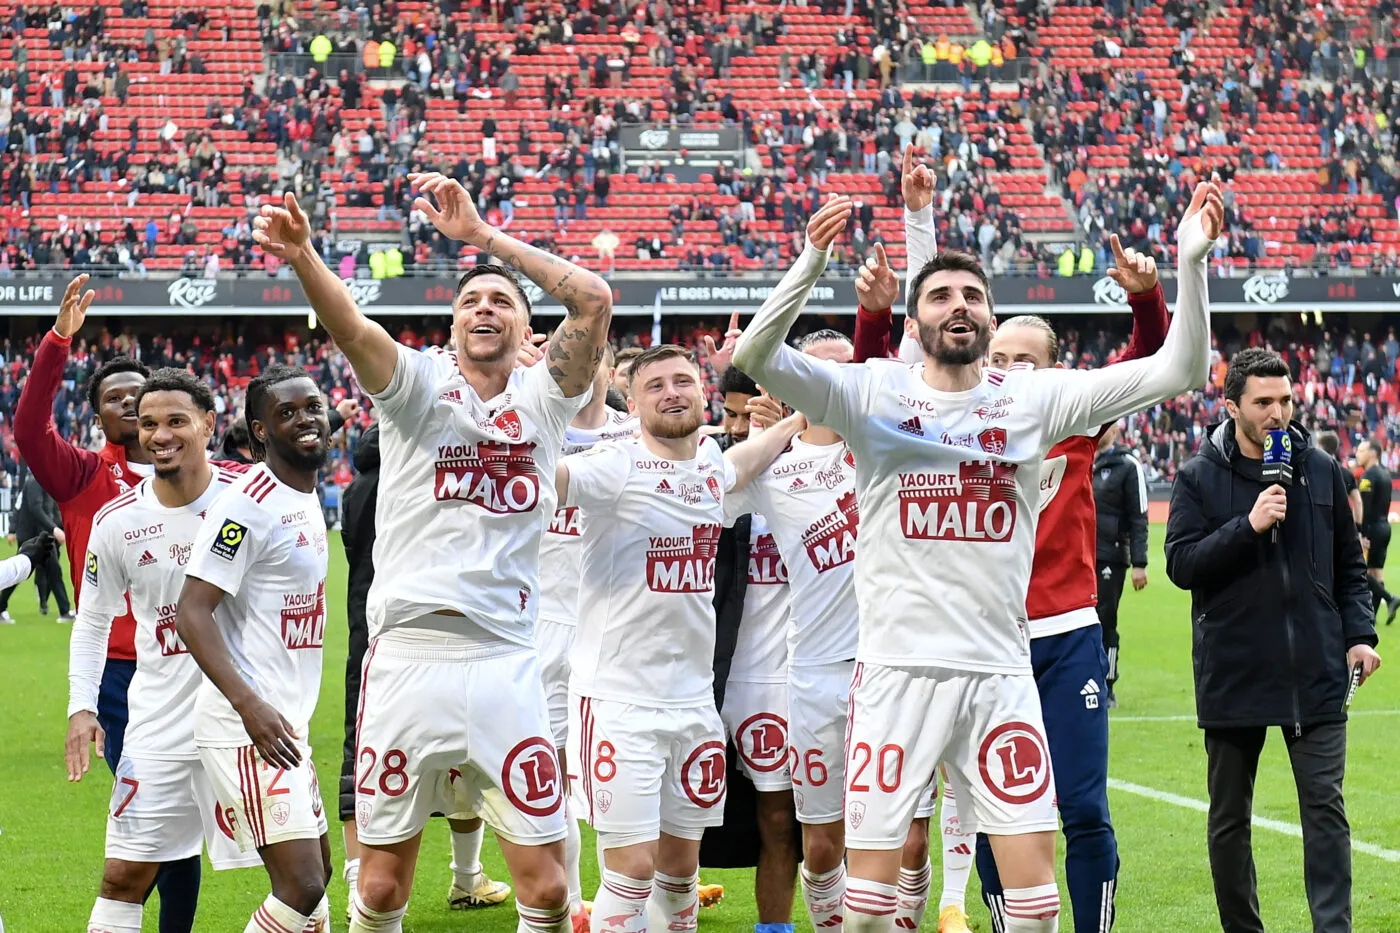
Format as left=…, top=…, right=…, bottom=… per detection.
left=851, top=151, right=1172, bottom=933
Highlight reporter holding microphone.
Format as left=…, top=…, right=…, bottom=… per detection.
left=1165, top=347, right=1380, bottom=933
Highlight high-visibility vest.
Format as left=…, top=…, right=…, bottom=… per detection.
left=310, top=34, right=332, bottom=63
left=384, top=247, right=404, bottom=278
left=1058, top=248, right=1076, bottom=277
left=369, top=250, right=387, bottom=279
left=1078, top=245, right=1094, bottom=274
left=378, top=41, right=396, bottom=69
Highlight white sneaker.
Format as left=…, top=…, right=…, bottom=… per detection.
left=448, top=871, right=512, bottom=909
left=58, top=611, right=76, bottom=624
left=0, top=611, right=13, bottom=624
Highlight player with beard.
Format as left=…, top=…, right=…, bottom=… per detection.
left=68, top=369, right=260, bottom=933
left=175, top=366, right=335, bottom=933
left=255, top=170, right=611, bottom=933
left=554, top=345, right=803, bottom=933
left=538, top=344, right=637, bottom=930
left=734, top=187, right=1220, bottom=933
left=854, top=192, right=1170, bottom=933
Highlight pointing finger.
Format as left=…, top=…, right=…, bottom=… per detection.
left=873, top=241, right=889, bottom=269
left=1110, top=233, right=1126, bottom=265
left=727, top=310, right=739, bottom=332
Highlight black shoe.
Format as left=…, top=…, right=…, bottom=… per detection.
left=1386, top=597, right=1398, bottom=626
left=38, top=605, right=48, bottom=616
left=1106, top=688, right=1118, bottom=709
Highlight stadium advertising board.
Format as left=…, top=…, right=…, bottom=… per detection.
left=3, top=273, right=1399, bottom=315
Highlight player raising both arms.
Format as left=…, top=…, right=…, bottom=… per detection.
left=537, top=344, right=637, bottom=929
left=555, top=345, right=802, bottom=933
left=256, top=169, right=612, bottom=933
left=854, top=174, right=1172, bottom=933
left=734, top=186, right=1220, bottom=933
left=175, top=366, right=335, bottom=933
left=68, top=370, right=259, bottom=933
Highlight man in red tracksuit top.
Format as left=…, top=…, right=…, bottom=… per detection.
left=853, top=226, right=1169, bottom=933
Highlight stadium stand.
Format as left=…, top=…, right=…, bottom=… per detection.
left=2, top=0, right=1396, bottom=277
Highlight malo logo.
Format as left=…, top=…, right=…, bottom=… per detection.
left=434, top=442, right=542, bottom=514
left=646, top=524, right=722, bottom=593
left=154, top=604, right=189, bottom=656
left=747, top=533, right=789, bottom=585
left=801, top=490, right=860, bottom=572
left=280, top=582, right=326, bottom=649
left=548, top=506, right=582, bottom=537
left=493, top=409, right=524, bottom=441
left=899, top=461, right=1019, bottom=541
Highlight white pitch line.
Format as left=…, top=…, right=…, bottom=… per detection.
left=1111, top=709, right=1400, bottom=723
left=1107, top=778, right=1400, bottom=863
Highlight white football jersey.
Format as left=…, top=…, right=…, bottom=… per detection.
left=728, top=436, right=860, bottom=668
left=185, top=464, right=329, bottom=746
left=538, top=408, right=638, bottom=626
left=727, top=513, right=790, bottom=684
left=366, top=344, right=586, bottom=644
left=82, top=468, right=239, bottom=759
left=565, top=436, right=736, bottom=707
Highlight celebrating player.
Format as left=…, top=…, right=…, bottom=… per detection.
left=554, top=345, right=802, bottom=933
left=538, top=344, right=637, bottom=929
left=175, top=366, right=335, bottom=933
left=855, top=192, right=1172, bottom=932
left=67, top=369, right=258, bottom=933
left=256, top=168, right=612, bottom=933
left=733, top=184, right=1220, bottom=933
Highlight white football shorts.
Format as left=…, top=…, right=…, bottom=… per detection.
left=198, top=743, right=328, bottom=852
left=536, top=616, right=578, bottom=749
left=105, top=754, right=261, bottom=869
left=844, top=662, right=1058, bottom=848
left=720, top=679, right=792, bottom=792
left=786, top=659, right=854, bottom=824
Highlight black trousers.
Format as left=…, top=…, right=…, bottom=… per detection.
left=339, top=608, right=370, bottom=822
left=1205, top=722, right=1351, bottom=933
left=1095, top=560, right=1126, bottom=687
left=0, top=535, right=68, bottom=614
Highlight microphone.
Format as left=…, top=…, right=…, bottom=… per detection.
left=1260, top=428, right=1293, bottom=544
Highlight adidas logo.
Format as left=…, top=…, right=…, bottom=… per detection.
left=655, top=479, right=673, bottom=495
left=788, top=476, right=807, bottom=491
left=897, top=417, right=924, bottom=437
left=438, top=389, right=463, bottom=404
left=136, top=550, right=156, bottom=567
left=296, top=532, right=310, bottom=547
left=949, top=843, right=973, bottom=856
left=1081, top=678, right=1101, bottom=710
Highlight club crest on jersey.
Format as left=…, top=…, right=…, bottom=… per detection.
left=85, top=552, right=99, bottom=587
left=281, top=583, right=326, bottom=650
left=681, top=741, right=727, bottom=808
left=646, top=523, right=721, bottom=593
left=595, top=789, right=613, bottom=813
left=801, top=490, right=860, bottom=572
left=706, top=475, right=722, bottom=503
left=978, top=427, right=1008, bottom=456
left=270, top=801, right=291, bottom=827
left=154, top=604, right=189, bottom=656
left=843, top=448, right=856, bottom=469
left=210, top=519, right=249, bottom=561
left=848, top=800, right=866, bottom=828
left=493, top=409, right=524, bottom=441
left=434, top=441, right=542, bottom=514
left=899, top=461, right=1019, bottom=542
left=978, top=721, right=1052, bottom=805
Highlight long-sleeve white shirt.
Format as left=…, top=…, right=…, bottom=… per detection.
left=0, top=554, right=30, bottom=592
left=733, top=214, right=1213, bottom=671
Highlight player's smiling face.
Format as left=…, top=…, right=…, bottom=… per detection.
left=138, top=389, right=215, bottom=479
left=908, top=270, right=995, bottom=366
left=99, top=372, right=147, bottom=445
left=452, top=272, right=529, bottom=366
left=633, top=357, right=705, bottom=441
left=256, top=377, right=331, bottom=471
left=988, top=322, right=1054, bottom=371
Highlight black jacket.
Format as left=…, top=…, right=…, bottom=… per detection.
left=1164, top=420, right=1376, bottom=731
left=14, top=473, right=62, bottom=542
left=340, top=424, right=380, bottom=635
left=1092, top=443, right=1149, bottom=568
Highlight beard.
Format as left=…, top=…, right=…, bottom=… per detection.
left=1239, top=414, right=1286, bottom=451
left=917, top=315, right=992, bottom=366
left=645, top=406, right=704, bottom=440
left=268, top=437, right=330, bottom=472
left=154, top=464, right=183, bottom=480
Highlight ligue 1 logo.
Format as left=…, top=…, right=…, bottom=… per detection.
left=1263, top=431, right=1291, bottom=459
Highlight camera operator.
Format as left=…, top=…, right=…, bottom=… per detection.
left=1164, top=348, right=1381, bottom=933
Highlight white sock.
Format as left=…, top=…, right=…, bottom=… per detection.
left=88, top=897, right=142, bottom=933
left=347, top=892, right=405, bottom=933
left=517, top=901, right=572, bottom=933
left=450, top=823, right=486, bottom=885
left=800, top=864, right=846, bottom=933
left=564, top=806, right=584, bottom=909
left=893, top=861, right=931, bottom=931
left=246, top=895, right=312, bottom=933
left=303, top=893, right=330, bottom=932
left=590, top=868, right=651, bottom=933
left=1003, top=884, right=1060, bottom=933
left=650, top=871, right=698, bottom=933
left=938, top=783, right=974, bottom=910
left=842, top=878, right=897, bottom=933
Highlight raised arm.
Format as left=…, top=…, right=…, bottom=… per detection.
left=1037, top=183, right=1222, bottom=443
left=1107, top=234, right=1171, bottom=365
left=725, top=412, right=806, bottom=492
left=411, top=171, right=612, bottom=398
left=15, top=276, right=104, bottom=503
left=853, top=242, right=897, bottom=363
left=854, top=151, right=939, bottom=363
left=733, top=197, right=866, bottom=434
left=254, top=193, right=400, bottom=395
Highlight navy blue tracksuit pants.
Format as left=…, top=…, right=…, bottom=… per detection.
left=976, top=624, right=1119, bottom=932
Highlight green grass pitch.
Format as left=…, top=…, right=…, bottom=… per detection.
left=1, top=525, right=1396, bottom=931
